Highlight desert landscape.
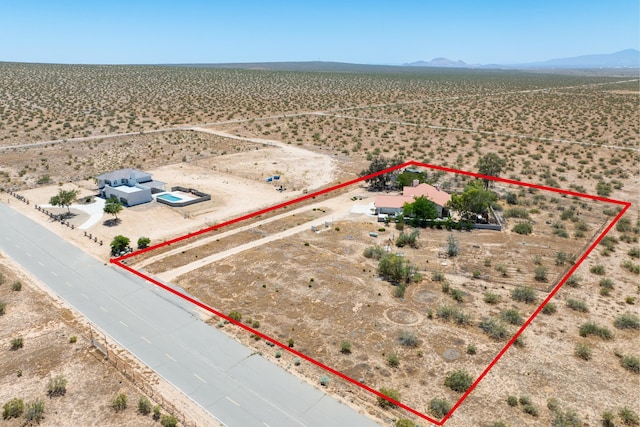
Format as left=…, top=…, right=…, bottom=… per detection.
left=1, top=62, right=638, bottom=426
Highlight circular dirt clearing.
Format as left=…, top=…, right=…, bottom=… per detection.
left=384, top=308, right=422, bottom=326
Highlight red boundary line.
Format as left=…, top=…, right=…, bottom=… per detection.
left=111, top=161, right=631, bottom=425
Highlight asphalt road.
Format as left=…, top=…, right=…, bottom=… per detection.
left=0, top=202, right=381, bottom=427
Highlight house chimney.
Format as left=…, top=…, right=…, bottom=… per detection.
left=435, top=184, right=440, bottom=191
left=412, top=179, right=419, bottom=187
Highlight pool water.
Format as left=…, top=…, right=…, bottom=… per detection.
left=157, top=193, right=182, bottom=202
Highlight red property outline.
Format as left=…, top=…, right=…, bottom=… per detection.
left=111, top=161, right=631, bottom=425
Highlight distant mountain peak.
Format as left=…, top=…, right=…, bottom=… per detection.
left=404, top=58, right=468, bottom=68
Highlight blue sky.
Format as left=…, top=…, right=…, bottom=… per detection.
left=1, top=0, right=638, bottom=64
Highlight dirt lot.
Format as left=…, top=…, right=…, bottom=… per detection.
left=134, top=177, right=632, bottom=425
left=0, top=254, right=208, bottom=426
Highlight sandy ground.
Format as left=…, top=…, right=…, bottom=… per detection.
left=7, top=139, right=337, bottom=262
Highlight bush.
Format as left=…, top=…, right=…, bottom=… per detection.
left=399, top=330, right=418, bottom=347
left=153, top=405, right=161, bottom=421
left=161, top=414, right=179, bottom=427
left=377, top=387, right=400, bottom=408
left=228, top=311, right=242, bottom=322
left=47, top=375, right=67, bottom=397
left=534, top=266, right=548, bottom=282
left=432, top=271, right=445, bottom=282
left=484, top=292, right=501, bottom=304
left=137, top=236, right=151, bottom=249
left=522, top=403, right=539, bottom=417
left=428, top=397, right=451, bottom=418
left=512, top=222, right=533, bottom=235
left=444, top=369, right=473, bottom=393
left=447, top=234, right=459, bottom=257
left=319, top=375, right=330, bottom=386
left=619, top=407, right=640, bottom=425
left=11, top=281, right=22, bottom=291
left=565, top=275, right=581, bottom=287
left=396, top=229, right=419, bottom=248
left=69, top=335, right=77, bottom=344
left=555, top=252, right=570, bottom=266
left=614, top=312, right=640, bottom=330
left=387, top=353, right=400, bottom=367
left=501, top=309, right=523, bottom=325
left=363, top=246, right=385, bottom=260
left=628, top=246, right=640, bottom=259
left=579, top=322, right=613, bottom=340
left=112, top=393, right=127, bottom=412
left=437, top=305, right=473, bottom=326
left=450, top=288, right=465, bottom=303
left=622, top=260, right=640, bottom=274
left=10, top=337, right=23, bottom=350
left=24, top=399, right=45, bottom=422
left=110, top=235, right=130, bottom=256
left=466, top=343, right=477, bottom=355
left=566, top=299, right=589, bottom=313
left=575, top=342, right=592, bottom=360
left=138, top=397, right=151, bottom=415
left=590, top=264, right=606, bottom=275
left=541, top=302, right=557, bottom=315
left=395, top=419, right=416, bottom=427
left=0, top=300, right=6, bottom=316
left=503, top=207, right=529, bottom=219
left=552, top=407, right=582, bottom=427
left=2, top=398, right=24, bottom=419
left=511, top=286, right=537, bottom=304
left=479, top=317, right=510, bottom=341
left=621, top=355, right=640, bottom=374
left=506, top=395, right=518, bottom=406
left=340, top=340, right=351, bottom=354
left=495, top=264, right=509, bottom=277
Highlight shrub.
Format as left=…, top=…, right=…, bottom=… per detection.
left=0, top=300, right=6, bottom=315
left=228, top=311, right=242, bottom=322
left=542, top=302, right=557, bottom=315
left=437, top=305, right=473, bottom=326
left=161, top=414, right=179, bottom=427
left=552, top=407, right=582, bottom=427
left=288, top=338, right=294, bottom=348
left=47, top=375, right=67, bottom=397
left=428, top=397, right=451, bottom=418
left=2, top=398, right=24, bottom=419
left=506, top=395, right=518, bottom=406
left=565, top=275, right=581, bottom=287
left=501, top=309, right=523, bottom=325
left=387, top=353, right=400, bottom=367
left=396, top=229, right=419, bottom=248
left=69, top=335, right=77, bottom=344
left=444, top=369, right=473, bottom=393
left=466, top=343, right=477, bottom=355
left=24, top=399, right=45, bottom=422
left=110, top=235, right=130, bottom=256
left=614, top=312, right=640, bottom=330
left=622, top=260, right=640, bottom=274
left=534, top=266, right=548, bottom=282
left=479, top=317, right=510, bottom=341
left=432, top=271, right=445, bottom=282
left=488, top=422, right=508, bottom=427
left=628, top=246, right=640, bottom=259
left=319, top=375, right=330, bottom=386
left=340, top=340, right=351, bottom=354
left=377, top=387, right=400, bottom=408
left=579, top=322, right=613, bottom=340
left=566, top=299, right=589, bottom=313
left=503, top=207, right=529, bottom=219
left=575, top=342, right=592, bottom=361
left=153, top=405, right=161, bottom=421
left=621, top=355, right=640, bottom=374
left=619, top=407, right=640, bottom=425
left=512, top=222, right=533, bottom=235
left=495, top=264, right=509, bottom=277
left=395, top=419, right=416, bottom=427
left=399, top=330, right=418, bottom=347
left=10, top=337, right=23, bottom=350
left=112, top=393, right=127, bottom=412
left=363, top=246, right=385, bottom=260
left=450, top=288, right=465, bottom=302
left=137, top=236, right=151, bottom=249
left=555, top=252, right=570, bottom=266
left=484, top=292, right=501, bottom=304
left=11, top=281, right=22, bottom=291
left=522, top=403, right=539, bottom=417
left=511, top=286, right=537, bottom=304
left=447, top=234, right=459, bottom=257
left=590, top=264, right=606, bottom=275
left=138, top=397, right=151, bottom=415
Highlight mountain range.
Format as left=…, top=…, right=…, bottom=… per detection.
left=404, top=49, right=640, bottom=69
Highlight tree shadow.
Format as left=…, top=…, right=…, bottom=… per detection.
left=103, top=218, right=121, bottom=227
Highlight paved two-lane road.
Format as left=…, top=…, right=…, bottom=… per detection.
left=0, top=202, right=380, bottom=427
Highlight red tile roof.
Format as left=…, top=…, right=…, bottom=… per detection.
left=403, top=183, right=451, bottom=207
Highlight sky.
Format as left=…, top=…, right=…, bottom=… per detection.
left=1, top=0, right=638, bottom=65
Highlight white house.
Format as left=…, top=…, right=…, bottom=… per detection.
left=96, top=168, right=165, bottom=206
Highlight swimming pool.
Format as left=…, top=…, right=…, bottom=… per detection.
left=157, top=193, right=182, bottom=202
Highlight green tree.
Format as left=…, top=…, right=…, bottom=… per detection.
left=359, top=155, right=404, bottom=191
left=49, top=188, right=78, bottom=214
left=476, top=153, right=506, bottom=188
left=377, top=387, right=400, bottom=408
left=447, top=180, right=497, bottom=219
left=137, top=236, right=151, bottom=249
left=403, top=196, right=438, bottom=220
left=396, top=170, right=426, bottom=188
left=104, top=197, right=123, bottom=220
left=110, top=235, right=130, bottom=256
left=378, top=253, right=413, bottom=285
